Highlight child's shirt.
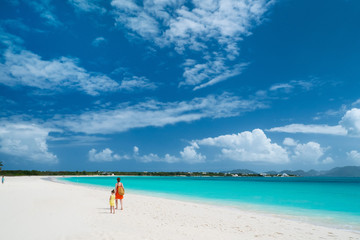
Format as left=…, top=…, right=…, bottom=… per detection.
left=110, top=194, right=115, bottom=206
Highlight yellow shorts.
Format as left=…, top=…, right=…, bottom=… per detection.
left=110, top=201, right=115, bottom=207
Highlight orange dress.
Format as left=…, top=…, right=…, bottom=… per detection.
left=115, top=183, right=124, bottom=200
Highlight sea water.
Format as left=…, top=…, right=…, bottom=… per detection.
left=61, top=176, right=360, bottom=230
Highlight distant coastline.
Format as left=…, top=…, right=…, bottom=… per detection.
left=0, top=170, right=270, bottom=177
left=1, top=165, right=360, bottom=177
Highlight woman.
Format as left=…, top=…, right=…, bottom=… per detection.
left=115, top=177, right=124, bottom=210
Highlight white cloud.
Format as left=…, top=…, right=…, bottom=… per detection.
left=111, top=0, right=182, bottom=40
left=196, top=129, right=289, bottom=163
left=322, top=157, right=334, bottom=164
left=292, top=141, right=327, bottom=164
left=352, top=99, right=360, bottom=107
left=1, top=19, right=32, bottom=33
left=0, top=27, right=24, bottom=48
left=180, top=143, right=206, bottom=163
left=120, top=76, right=157, bottom=91
left=133, top=145, right=204, bottom=164
left=0, top=49, right=120, bottom=96
left=317, top=104, right=347, bottom=119
left=134, top=130, right=332, bottom=166
left=92, top=37, right=107, bottom=47
left=133, top=146, right=139, bottom=155
left=267, top=79, right=314, bottom=97
left=111, top=0, right=273, bottom=89
left=68, top=0, right=106, bottom=14
left=283, top=137, right=297, bottom=146
left=88, top=148, right=126, bottom=162
left=138, top=153, right=180, bottom=163
left=160, top=0, right=272, bottom=54
left=0, top=37, right=159, bottom=95
left=283, top=138, right=331, bottom=165
left=269, top=83, right=293, bottom=92
left=133, top=146, right=180, bottom=163
left=49, top=135, right=109, bottom=146
left=268, top=124, right=347, bottom=136
left=340, top=108, right=360, bottom=136
left=60, top=93, right=265, bottom=134
left=268, top=108, right=360, bottom=137
left=181, top=58, right=248, bottom=90
left=347, top=150, right=360, bottom=164
left=27, top=0, right=62, bottom=26
left=0, top=123, right=58, bottom=163
left=294, top=80, right=314, bottom=91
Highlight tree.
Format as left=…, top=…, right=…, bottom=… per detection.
left=0, top=161, right=3, bottom=171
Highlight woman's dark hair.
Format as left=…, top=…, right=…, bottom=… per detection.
left=117, top=177, right=121, bottom=182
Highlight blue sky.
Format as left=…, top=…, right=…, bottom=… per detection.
left=1, top=0, right=360, bottom=172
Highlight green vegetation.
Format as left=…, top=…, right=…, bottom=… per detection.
left=0, top=170, right=99, bottom=176
left=0, top=170, right=265, bottom=177
left=0, top=161, right=3, bottom=171
left=0, top=170, right=297, bottom=177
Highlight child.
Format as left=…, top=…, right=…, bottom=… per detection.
left=109, top=189, right=115, bottom=214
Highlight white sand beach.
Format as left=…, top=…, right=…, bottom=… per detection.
left=0, top=176, right=359, bottom=240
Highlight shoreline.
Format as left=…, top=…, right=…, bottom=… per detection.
left=58, top=175, right=360, bottom=233
left=1, top=176, right=359, bottom=240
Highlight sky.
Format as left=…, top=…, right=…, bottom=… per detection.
left=0, top=0, right=360, bottom=172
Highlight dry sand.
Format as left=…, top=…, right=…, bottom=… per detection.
left=0, top=176, right=359, bottom=240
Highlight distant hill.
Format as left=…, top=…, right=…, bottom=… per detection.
left=221, top=169, right=258, bottom=175
left=224, top=166, right=360, bottom=177
left=322, top=166, right=360, bottom=177
left=265, top=169, right=325, bottom=177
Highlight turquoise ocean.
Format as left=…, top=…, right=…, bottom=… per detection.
left=61, top=176, right=360, bottom=230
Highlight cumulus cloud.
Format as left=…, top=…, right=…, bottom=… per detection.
left=0, top=123, right=58, bottom=163
left=180, top=143, right=206, bottom=163
left=133, top=144, right=205, bottom=164
left=283, top=137, right=297, bottom=146
left=111, top=0, right=273, bottom=89
left=59, top=93, right=265, bottom=134
left=0, top=49, right=120, bottom=96
left=340, top=108, right=360, bottom=136
left=88, top=148, right=127, bottom=162
left=292, top=141, right=327, bottom=164
left=347, top=150, right=360, bottom=164
left=133, top=146, right=180, bottom=163
left=196, top=129, right=289, bottom=163
left=282, top=138, right=332, bottom=165
left=131, top=130, right=332, bottom=165
left=138, top=153, right=180, bottom=163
